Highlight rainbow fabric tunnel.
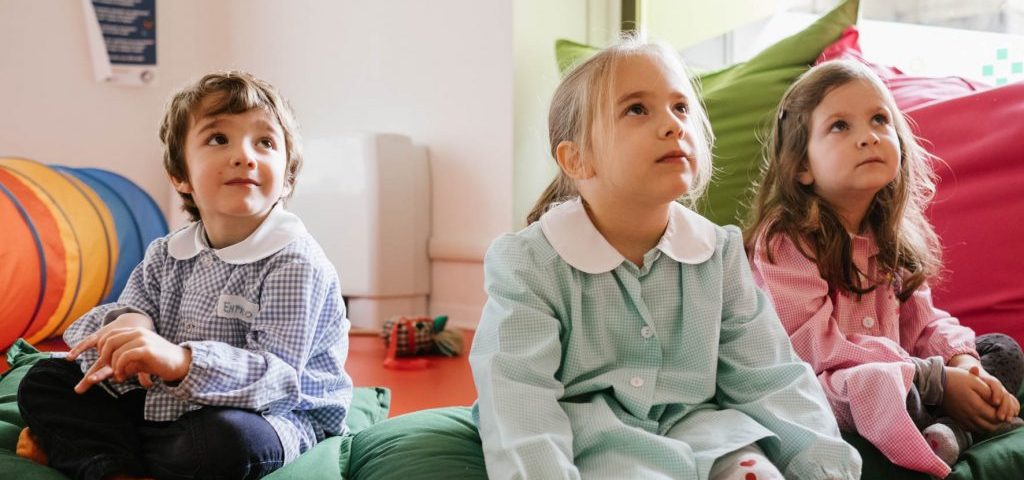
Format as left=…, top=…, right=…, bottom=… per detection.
left=0, top=158, right=167, bottom=351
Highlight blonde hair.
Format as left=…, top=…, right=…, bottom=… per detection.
left=526, top=37, right=715, bottom=224
left=159, top=71, right=302, bottom=222
left=744, top=60, right=941, bottom=301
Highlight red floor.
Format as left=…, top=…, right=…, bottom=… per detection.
left=347, top=329, right=477, bottom=416
left=1, top=330, right=478, bottom=418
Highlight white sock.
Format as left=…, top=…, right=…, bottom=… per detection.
left=923, top=422, right=970, bottom=466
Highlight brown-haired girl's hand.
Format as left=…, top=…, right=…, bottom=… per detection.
left=968, top=366, right=1021, bottom=422
left=944, top=366, right=1001, bottom=432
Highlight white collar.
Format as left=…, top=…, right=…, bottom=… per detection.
left=167, top=203, right=307, bottom=264
left=539, top=197, right=716, bottom=274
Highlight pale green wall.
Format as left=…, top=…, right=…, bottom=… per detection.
left=512, top=0, right=608, bottom=229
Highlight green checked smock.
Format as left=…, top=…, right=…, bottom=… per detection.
left=470, top=198, right=861, bottom=480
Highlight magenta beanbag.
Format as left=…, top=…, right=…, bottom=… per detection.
left=818, top=27, right=1024, bottom=344
left=818, top=27, right=989, bottom=111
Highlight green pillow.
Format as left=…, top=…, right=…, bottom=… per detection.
left=266, top=388, right=392, bottom=480
left=348, top=406, right=486, bottom=480
left=554, top=0, right=860, bottom=226
left=840, top=427, right=1024, bottom=480
left=948, top=427, right=1024, bottom=480
left=0, top=341, right=65, bottom=479
left=342, top=406, right=1024, bottom=480
left=0, top=339, right=390, bottom=480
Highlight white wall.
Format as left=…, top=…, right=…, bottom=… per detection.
left=0, top=1, right=228, bottom=217
left=0, top=0, right=514, bottom=330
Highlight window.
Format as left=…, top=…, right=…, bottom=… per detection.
left=682, top=1, right=1024, bottom=85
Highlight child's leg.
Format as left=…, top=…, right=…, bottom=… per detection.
left=905, top=378, right=972, bottom=466
left=141, top=406, right=284, bottom=480
left=17, top=358, right=149, bottom=479
left=976, top=333, right=1024, bottom=396
left=906, top=383, right=935, bottom=429
left=708, top=443, right=783, bottom=480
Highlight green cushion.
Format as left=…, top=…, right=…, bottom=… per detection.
left=948, top=427, right=1024, bottom=480
left=344, top=405, right=1024, bottom=480
left=554, top=0, right=860, bottom=226
left=348, top=406, right=485, bottom=480
left=0, top=339, right=390, bottom=480
left=266, top=388, right=391, bottom=480
left=0, top=340, right=64, bottom=479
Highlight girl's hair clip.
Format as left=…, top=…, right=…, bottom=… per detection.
left=778, top=109, right=786, bottom=121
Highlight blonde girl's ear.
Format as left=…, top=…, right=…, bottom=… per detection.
left=169, top=173, right=193, bottom=194
left=555, top=140, right=594, bottom=180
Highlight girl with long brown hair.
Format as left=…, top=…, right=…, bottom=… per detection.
left=745, top=59, right=1023, bottom=478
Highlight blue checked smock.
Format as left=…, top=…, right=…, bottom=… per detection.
left=64, top=203, right=353, bottom=462
left=470, top=198, right=861, bottom=480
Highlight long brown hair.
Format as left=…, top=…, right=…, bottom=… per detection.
left=526, top=37, right=714, bottom=224
left=743, top=60, right=940, bottom=301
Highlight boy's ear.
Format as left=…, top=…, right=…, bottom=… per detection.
left=555, top=141, right=594, bottom=180
left=169, top=174, right=193, bottom=194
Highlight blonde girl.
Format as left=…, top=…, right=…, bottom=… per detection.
left=469, top=38, right=861, bottom=480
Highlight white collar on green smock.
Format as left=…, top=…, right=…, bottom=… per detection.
left=167, top=202, right=306, bottom=265
left=539, top=196, right=716, bottom=274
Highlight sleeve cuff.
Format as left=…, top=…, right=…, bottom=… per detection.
left=910, top=355, right=946, bottom=405
left=782, top=437, right=863, bottom=480
left=785, top=455, right=861, bottom=480
left=101, top=306, right=149, bottom=325
left=163, top=341, right=211, bottom=399
left=937, top=342, right=980, bottom=363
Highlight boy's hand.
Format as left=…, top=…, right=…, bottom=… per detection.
left=944, top=366, right=1000, bottom=432
left=66, top=312, right=155, bottom=361
left=74, top=328, right=191, bottom=394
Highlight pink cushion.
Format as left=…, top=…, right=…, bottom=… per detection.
left=817, top=27, right=989, bottom=110
left=817, top=27, right=1024, bottom=345
left=907, top=84, right=1024, bottom=342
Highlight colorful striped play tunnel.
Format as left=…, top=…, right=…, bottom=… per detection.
left=0, top=158, right=167, bottom=351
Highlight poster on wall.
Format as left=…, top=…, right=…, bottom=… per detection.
left=83, top=0, right=156, bottom=87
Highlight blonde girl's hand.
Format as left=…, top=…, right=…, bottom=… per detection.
left=67, top=312, right=156, bottom=362
left=944, top=366, right=1000, bottom=432
left=969, top=366, right=1021, bottom=422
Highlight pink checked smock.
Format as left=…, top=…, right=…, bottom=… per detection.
left=749, top=228, right=978, bottom=478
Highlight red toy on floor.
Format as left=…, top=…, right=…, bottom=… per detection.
left=381, top=315, right=463, bottom=370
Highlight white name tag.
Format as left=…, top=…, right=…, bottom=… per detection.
left=216, top=295, right=260, bottom=322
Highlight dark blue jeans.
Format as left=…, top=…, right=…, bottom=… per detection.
left=18, top=358, right=284, bottom=480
